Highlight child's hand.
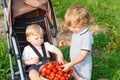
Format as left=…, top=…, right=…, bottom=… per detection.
left=57, top=56, right=65, bottom=65
left=30, top=57, right=40, bottom=64
left=59, top=40, right=66, bottom=47
left=59, top=40, right=71, bottom=47
left=61, top=63, right=71, bottom=72
left=36, top=57, right=40, bottom=63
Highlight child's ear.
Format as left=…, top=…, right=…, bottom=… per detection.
left=26, top=37, right=30, bottom=42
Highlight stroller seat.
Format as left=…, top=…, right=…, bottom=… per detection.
left=12, top=10, right=56, bottom=80
left=14, top=12, right=49, bottom=53
left=2, top=0, right=58, bottom=80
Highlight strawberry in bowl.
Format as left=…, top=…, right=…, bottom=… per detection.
left=39, top=61, right=73, bottom=80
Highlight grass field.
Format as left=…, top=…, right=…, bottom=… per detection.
left=0, top=0, right=120, bottom=80
left=52, top=1, right=120, bottom=79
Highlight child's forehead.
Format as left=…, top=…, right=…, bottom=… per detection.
left=69, top=23, right=81, bottom=27
left=29, top=35, right=43, bottom=38
left=32, top=34, right=43, bottom=36
left=28, top=32, right=43, bottom=36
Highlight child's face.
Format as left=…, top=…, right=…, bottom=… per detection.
left=68, top=26, right=82, bottom=34
left=27, top=35, right=44, bottom=47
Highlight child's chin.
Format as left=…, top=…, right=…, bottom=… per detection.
left=37, top=43, right=43, bottom=45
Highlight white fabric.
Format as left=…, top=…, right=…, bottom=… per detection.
left=22, top=42, right=54, bottom=60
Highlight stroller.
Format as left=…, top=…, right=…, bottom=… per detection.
left=2, top=0, right=58, bottom=80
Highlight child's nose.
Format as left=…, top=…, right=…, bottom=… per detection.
left=69, top=28, right=73, bottom=31
left=71, top=29, right=75, bottom=32
left=38, top=38, right=42, bottom=41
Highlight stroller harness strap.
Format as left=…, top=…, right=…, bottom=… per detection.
left=29, top=43, right=50, bottom=64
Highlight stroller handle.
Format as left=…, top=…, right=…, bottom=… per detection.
left=2, top=0, right=7, bottom=8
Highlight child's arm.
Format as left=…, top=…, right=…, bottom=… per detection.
left=62, top=50, right=88, bottom=72
left=52, top=46, right=65, bottom=64
left=22, top=46, right=40, bottom=66
left=22, top=57, right=40, bottom=66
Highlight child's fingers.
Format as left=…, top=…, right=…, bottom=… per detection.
left=59, top=40, right=66, bottom=47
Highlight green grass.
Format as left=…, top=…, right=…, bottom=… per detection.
left=52, top=1, right=120, bottom=79
left=0, top=40, right=10, bottom=80
left=60, top=46, right=120, bottom=80
left=52, top=0, right=120, bottom=52
left=93, top=32, right=109, bottom=50
left=60, top=46, right=70, bottom=62
left=0, top=13, right=4, bottom=18
left=52, top=0, right=120, bottom=28
left=92, top=51, right=120, bottom=80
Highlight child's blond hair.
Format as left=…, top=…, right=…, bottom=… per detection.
left=26, top=24, right=44, bottom=38
left=64, top=5, right=90, bottom=27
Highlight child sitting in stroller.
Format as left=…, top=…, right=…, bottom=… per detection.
left=22, top=24, right=65, bottom=80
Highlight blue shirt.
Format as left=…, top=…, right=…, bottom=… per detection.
left=70, top=28, right=93, bottom=80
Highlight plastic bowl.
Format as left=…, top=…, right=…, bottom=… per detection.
left=39, top=61, right=73, bottom=80
left=40, top=75, right=49, bottom=80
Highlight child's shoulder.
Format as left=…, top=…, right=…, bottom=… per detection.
left=24, top=45, right=31, bottom=49
left=44, top=42, right=51, bottom=45
left=44, top=42, right=54, bottom=50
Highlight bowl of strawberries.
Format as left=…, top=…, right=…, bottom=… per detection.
left=39, top=61, right=73, bottom=80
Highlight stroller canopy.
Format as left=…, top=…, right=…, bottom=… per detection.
left=8, top=0, right=55, bottom=34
